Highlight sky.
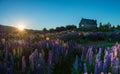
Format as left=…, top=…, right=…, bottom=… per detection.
left=0, top=0, right=120, bottom=30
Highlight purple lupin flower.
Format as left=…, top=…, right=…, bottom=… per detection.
left=3, top=62, right=8, bottom=74
left=94, top=61, right=102, bottom=74
left=83, top=63, right=87, bottom=73
left=47, top=63, right=52, bottom=74
left=95, top=53, right=101, bottom=63
left=98, top=48, right=102, bottom=54
left=64, top=48, right=68, bottom=59
left=73, top=55, right=79, bottom=70
left=94, top=62, right=98, bottom=74
left=48, top=50, right=52, bottom=65
left=36, top=64, right=44, bottom=74
left=72, top=55, right=79, bottom=74
left=98, top=61, right=103, bottom=74
left=22, top=56, right=26, bottom=72
left=34, top=49, right=39, bottom=68
left=112, top=57, right=119, bottom=74
left=5, top=49, right=9, bottom=60
left=89, top=50, right=93, bottom=65
left=0, top=61, right=3, bottom=73
left=86, top=47, right=93, bottom=65
left=34, top=49, right=39, bottom=57
left=102, top=58, right=107, bottom=74
left=29, top=52, right=35, bottom=71
left=86, top=47, right=90, bottom=63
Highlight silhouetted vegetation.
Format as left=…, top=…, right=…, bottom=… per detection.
left=40, top=22, right=120, bottom=32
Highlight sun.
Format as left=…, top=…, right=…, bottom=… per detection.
left=18, top=25, right=25, bottom=31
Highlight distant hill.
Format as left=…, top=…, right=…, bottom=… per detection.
left=0, top=24, right=42, bottom=33
left=0, top=25, right=18, bottom=33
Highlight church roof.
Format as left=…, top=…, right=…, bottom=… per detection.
left=80, top=18, right=97, bottom=25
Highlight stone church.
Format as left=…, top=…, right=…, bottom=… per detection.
left=79, top=18, right=97, bottom=29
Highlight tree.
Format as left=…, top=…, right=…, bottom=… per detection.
left=98, top=22, right=112, bottom=31
left=116, top=24, right=120, bottom=30
left=111, top=25, right=115, bottom=31
left=106, top=22, right=111, bottom=29
left=55, top=27, right=61, bottom=32
left=43, top=28, right=47, bottom=32
left=66, top=25, right=77, bottom=30
left=49, top=28, right=55, bottom=33
left=55, top=26, right=66, bottom=32
left=99, top=22, right=102, bottom=27
left=98, top=22, right=103, bottom=31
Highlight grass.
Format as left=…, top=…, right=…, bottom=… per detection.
left=79, top=40, right=115, bottom=47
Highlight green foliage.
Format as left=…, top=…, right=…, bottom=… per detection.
left=52, top=54, right=75, bottom=74
left=86, top=63, right=94, bottom=73
left=101, top=53, right=104, bottom=61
